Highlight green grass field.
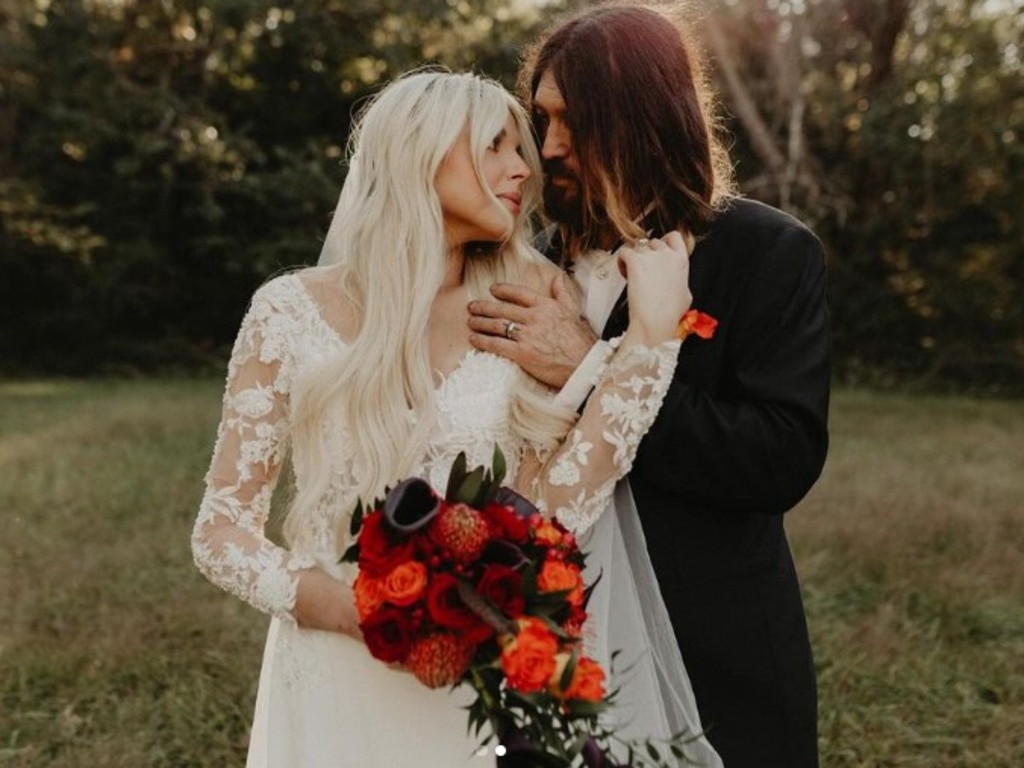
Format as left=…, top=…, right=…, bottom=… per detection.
left=1, top=380, right=1022, bottom=767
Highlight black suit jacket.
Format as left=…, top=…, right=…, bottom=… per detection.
left=600, top=197, right=829, bottom=767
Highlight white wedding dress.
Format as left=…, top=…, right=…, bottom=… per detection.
left=191, top=273, right=720, bottom=767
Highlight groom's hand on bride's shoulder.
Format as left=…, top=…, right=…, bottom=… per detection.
left=467, top=273, right=597, bottom=389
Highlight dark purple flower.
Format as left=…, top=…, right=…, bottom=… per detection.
left=582, top=737, right=616, bottom=768
left=384, top=477, right=440, bottom=533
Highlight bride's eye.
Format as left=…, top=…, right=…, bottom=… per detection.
left=487, top=128, right=507, bottom=153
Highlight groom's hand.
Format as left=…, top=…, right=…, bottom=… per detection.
left=468, top=272, right=597, bottom=389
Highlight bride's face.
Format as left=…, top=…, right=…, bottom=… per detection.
left=436, top=111, right=531, bottom=247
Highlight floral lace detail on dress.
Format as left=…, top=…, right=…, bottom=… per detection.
left=192, top=269, right=680, bottom=628
left=191, top=277, right=325, bottom=621
left=418, top=352, right=522, bottom=494
left=191, top=275, right=525, bottom=623
left=520, top=339, right=681, bottom=536
left=547, top=430, right=592, bottom=488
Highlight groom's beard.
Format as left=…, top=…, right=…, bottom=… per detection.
left=542, top=159, right=584, bottom=230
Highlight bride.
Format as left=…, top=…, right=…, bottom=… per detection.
left=190, top=69, right=719, bottom=767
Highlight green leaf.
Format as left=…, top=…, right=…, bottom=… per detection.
left=339, top=542, right=360, bottom=564
left=349, top=497, right=365, bottom=536
left=646, top=742, right=661, bottom=762
left=455, top=465, right=485, bottom=505
left=445, top=451, right=468, bottom=500
left=506, top=688, right=548, bottom=710
left=475, top=472, right=499, bottom=508
left=559, top=648, right=578, bottom=693
left=562, top=699, right=607, bottom=717
left=491, top=444, right=507, bottom=486
left=567, top=732, right=590, bottom=758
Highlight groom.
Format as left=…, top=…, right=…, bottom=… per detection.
left=469, top=4, right=830, bottom=767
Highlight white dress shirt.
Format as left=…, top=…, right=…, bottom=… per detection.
left=553, top=248, right=627, bottom=411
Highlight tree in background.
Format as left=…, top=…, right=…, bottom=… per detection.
left=0, top=0, right=548, bottom=373
left=702, top=0, right=1024, bottom=391
left=2, top=0, right=1022, bottom=393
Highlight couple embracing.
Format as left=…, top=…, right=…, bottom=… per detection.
left=191, top=4, right=830, bottom=767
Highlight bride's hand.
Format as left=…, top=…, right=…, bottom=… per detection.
left=293, top=568, right=363, bottom=639
left=618, top=230, right=693, bottom=345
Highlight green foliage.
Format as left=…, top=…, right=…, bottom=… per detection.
left=0, top=0, right=548, bottom=375
left=445, top=446, right=507, bottom=508
left=2, top=0, right=1022, bottom=392
left=2, top=381, right=1023, bottom=764
left=708, top=0, right=1024, bottom=392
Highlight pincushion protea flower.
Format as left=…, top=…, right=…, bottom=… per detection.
left=406, top=632, right=475, bottom=688
left=430, top=502, right=492, bottom=562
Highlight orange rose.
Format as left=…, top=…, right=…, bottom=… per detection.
left=500, top=617, right=559, bottom=693
left=353, top=572, right=386, bottom=618
left=563, top=656, right=606, bottom=702
left=537, top=559, right=584, bottom=607
left=381, top=560, right=428, bottom=606
left=533, top=520, right=564, bottom=547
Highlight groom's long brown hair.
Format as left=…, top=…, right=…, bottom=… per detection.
left=519, top=3, right=735, bottom=256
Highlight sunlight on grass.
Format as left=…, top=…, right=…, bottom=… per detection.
left=0, top=381, right=75, bottom=397
left=1, top=382, right=1022, bottom=766
left=789, top=390, right=1024, bottom=767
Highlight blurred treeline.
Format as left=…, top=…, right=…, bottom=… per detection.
left=1, top=0, right=1022, bottom=392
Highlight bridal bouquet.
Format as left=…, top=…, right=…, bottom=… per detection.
left=342, top=449, right=692, bottom=768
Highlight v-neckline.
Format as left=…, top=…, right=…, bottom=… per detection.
left=291, top=274, right=494, bottom=388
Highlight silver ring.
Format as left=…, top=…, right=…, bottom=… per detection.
left=636, top=237, right=650, bottom=248
left=504, top=320, right=520, bottom=340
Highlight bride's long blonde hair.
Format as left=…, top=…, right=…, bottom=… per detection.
left=284, top=70, right=571, bottom=550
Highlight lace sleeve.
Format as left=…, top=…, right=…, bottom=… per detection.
left=516, top=338, right=681, bottom=535
left=190, top=285, right=317, bottom=620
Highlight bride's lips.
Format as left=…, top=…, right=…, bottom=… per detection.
left=497, top=193, right=521, bottom=213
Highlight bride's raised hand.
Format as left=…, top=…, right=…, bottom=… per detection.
left=618, top=229, right=693, bottom=345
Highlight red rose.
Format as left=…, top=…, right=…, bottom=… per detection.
left=358, top=511, right=416, bottom=577
left=360, top=607, right=413, bottom=663
left=476, top=564, right=525, bottom=618
left=426, top=573, right=493, bottom=644
left=483, top=502, right=530, bottom=543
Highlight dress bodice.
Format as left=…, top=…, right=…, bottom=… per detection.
left=192, top=271, right=681, bottom=622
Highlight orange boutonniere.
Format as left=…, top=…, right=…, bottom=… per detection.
left=676, top=309, right=718, bottom=341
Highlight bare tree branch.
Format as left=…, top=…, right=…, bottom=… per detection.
left=702, top=12, right=787, bottom=176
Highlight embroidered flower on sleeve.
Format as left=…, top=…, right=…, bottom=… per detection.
left=547, top=430, right=593, bottom=488
left=231, top=386, right=277, bottom=419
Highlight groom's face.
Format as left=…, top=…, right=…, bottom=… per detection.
left=532, top=70, right=583, bottom=228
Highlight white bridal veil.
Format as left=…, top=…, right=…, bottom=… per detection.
left=581, top=482, right=723, bottom=767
